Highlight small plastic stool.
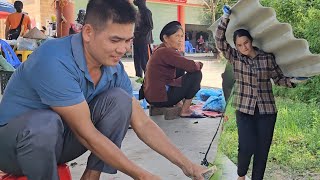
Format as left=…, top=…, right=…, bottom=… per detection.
left=0, top=164, right=71, bottom=180
left=132, top=90, right=148, bottom=109
left=14, top=50, right=33, bottom=62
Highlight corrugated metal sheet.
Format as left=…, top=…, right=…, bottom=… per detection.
left=209, top=0, right=320, bottom=77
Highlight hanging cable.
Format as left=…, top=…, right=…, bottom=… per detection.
left=201, top=86, right=234, bottom=167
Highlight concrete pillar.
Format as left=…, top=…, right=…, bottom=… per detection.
left=55, top=0, right=75, bottom=37
left=177, top=5, right=185, bottom=52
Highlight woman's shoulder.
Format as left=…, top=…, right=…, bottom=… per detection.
left=154, top=46, right=178, bottom=55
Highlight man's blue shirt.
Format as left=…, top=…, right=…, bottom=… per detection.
left=0, top=33, right=132, bottom=125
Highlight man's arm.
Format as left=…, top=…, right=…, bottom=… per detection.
left=130, top=99, right=208, bottom=179
left=20, top=25, right=25, bottom=37
left=27, top=16, right=31, bottom=30
left=52, top=101, right=157, bottom=180
left=22, top=16, right=31, bottom=36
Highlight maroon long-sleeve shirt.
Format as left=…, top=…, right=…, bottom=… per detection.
left=143, top=43, right=201, bottom=102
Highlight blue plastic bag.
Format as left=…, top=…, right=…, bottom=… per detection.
left=132, top=90, right=148, bottom=109
left=195, top=88, right=223, bottom=101
left=202, top=95, right=226, bottom=112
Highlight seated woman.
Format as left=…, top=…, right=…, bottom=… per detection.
left=197, top=35, right=205, bottom=53
left=143, top=21, right=204, bottom=118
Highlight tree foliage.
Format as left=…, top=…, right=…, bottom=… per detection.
left=300, top=8, right=320, bottom=53
left=201, top=0, right=237, bottom=24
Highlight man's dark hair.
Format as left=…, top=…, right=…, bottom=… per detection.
left=84, top=0, right=136, bottom=31
left=233, top=29, right=253, bottom=45
left=14, top=1, right=23, bottom=13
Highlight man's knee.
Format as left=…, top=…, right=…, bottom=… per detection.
left=90, top=88, right=132, bottom=140
left=92, top=88, right=133, bottom=121
left=102, top=88, right=132, bottom=106
left=17, top=110, right=64, bottom=153
left=108, top=88, right=132, bottom=120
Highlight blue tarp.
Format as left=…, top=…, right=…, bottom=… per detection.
left=0, top=1, right=15, bottom=13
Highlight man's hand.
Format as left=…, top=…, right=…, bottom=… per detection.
left=182, top=163, right=216, bottom=180
left=222, top=5, right=231, bottom=18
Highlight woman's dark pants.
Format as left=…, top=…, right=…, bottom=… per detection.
left=150, top=71, right=202, bottom=107
left=236, top=107, right=277, bottom=180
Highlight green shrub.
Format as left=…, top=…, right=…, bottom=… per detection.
left=301, top=8, right=320, bottom=53
left=273, top=75, right=320, bottom=104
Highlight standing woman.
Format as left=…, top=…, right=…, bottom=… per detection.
left=215, top=5, right=296, bottom=180
left=5, top=1, right=31, bottom=40
left=143, top=21, right=204, bottom=118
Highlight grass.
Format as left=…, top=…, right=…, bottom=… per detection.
left=273, top=76, right=320, bottom=104
left=218, top=97, right=320, bottom=179
left=210, top=152, right=224, bottom=180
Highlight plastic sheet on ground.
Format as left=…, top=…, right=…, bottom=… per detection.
left=194, top=88, right=226, bottom=112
